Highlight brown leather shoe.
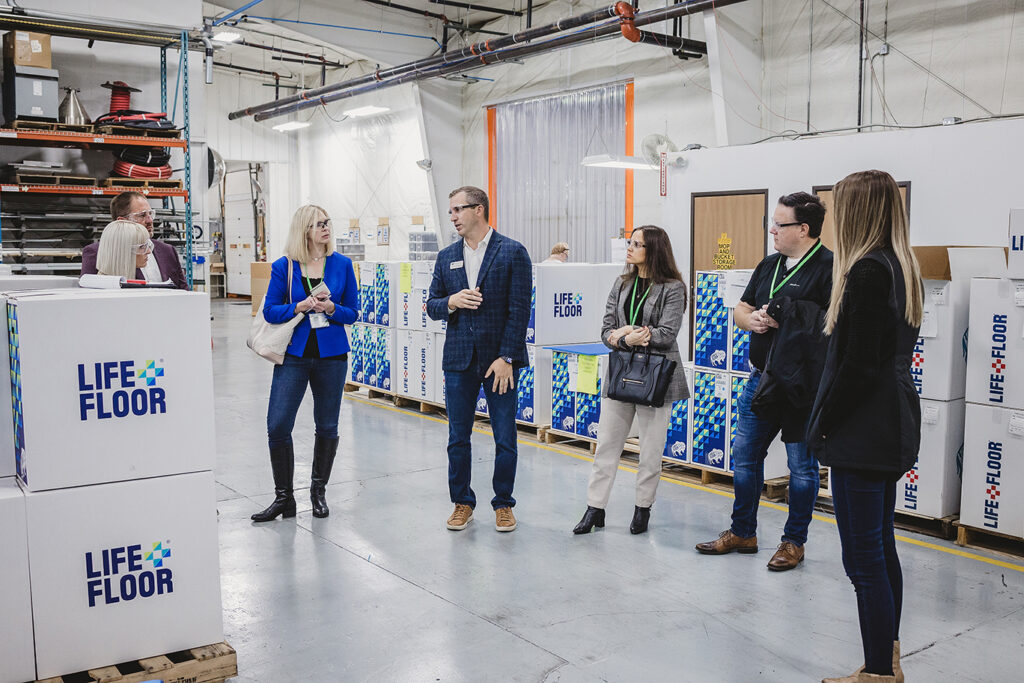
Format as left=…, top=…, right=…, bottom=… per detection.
left=695, top=529, right=758, bottom=555
left=446, top=504, right=473, bottom=530
left=767, top=541, right=805, bottom=571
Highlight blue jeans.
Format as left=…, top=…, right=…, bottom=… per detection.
left=831, top=468, right=902, bottom=676
left=444, top=362, right=521, bottom=510
left=730, top=370, right=819, bottom=545
left=267, top=355, right=348, bottom=447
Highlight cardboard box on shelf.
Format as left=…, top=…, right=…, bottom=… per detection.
left=2, top=31, right=51, bottom=69
left=23, top=472, right=223, bottom=680
left=966, top=277, right=1024, bottom=411
left=959, top=403, right=1024, bottom=538
left=250, top=262, right=271, bottom=316
left=896, top=399, right=965, bottom=519
left=4, top=289, right=215, bottom=492
left=0, top=479, right=35, bottom=683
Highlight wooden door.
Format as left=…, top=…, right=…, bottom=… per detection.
left=813, top=183, right=910, bottom=250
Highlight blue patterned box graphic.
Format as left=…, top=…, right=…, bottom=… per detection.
left=729, top=374, right=749, bottom=472
left=731, top=324, right=751, bottom=373
left=349, top=326, right=364, bottom=383
left=475, top=385, right=488, bottom=416
left=359, top=273, right=374, bottom=323
left=374, top=328, right=391, bottom=391
left=374, top=264, right=392, bottom=326
left=692, top=371, right=728, bottom=470
left=525, top=270, right=536, bottom=343
left=8, top=302, right=25, bottom=484
left=694, top=272, right=729, bottom=370
left=551, top=352, right=574, bottom=432
left=363, top=327, right=377, bottom=388
left=575, top=366, right=601, bottom=439
left=517, top=356, right=535, bottom=423
left=663, top=398, right=690, bottom=462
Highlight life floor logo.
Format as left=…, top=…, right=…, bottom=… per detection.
left=982, top=441, right=1003, bottom=529
left=553, top=292, right=583, bottom=318
left=78, top=360, right=167, bottom=421
left=903, top=462, right=920, bottom=510
left=989, top=314, right=1009, bottom=403
left=85, top=541, right=173, bottom=607
left=911, top=338, right=925, bottom=395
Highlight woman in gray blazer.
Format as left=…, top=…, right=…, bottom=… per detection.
left=574, top=225, right=689, bottom=535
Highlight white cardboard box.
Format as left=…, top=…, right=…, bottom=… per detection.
left=374, top=262, right=401, bottom=327
left=1009, top=209, right=1024, bottom=278
left=6, top=289, right=215, bottom=491
left=966, top=278, right=1024, bottom=411
left=0, top=479, right=35, bottom=683
left=516, top=344, right=552, bottom=426
left=24, top=472, right=223, bottom=679
left=896, top=399, right=965, bottom=518
left=396, top=330, right=436, bottom=402
left=960, top=403, right=1024, bottom=538
left=530, top=263, right=622, bottom=346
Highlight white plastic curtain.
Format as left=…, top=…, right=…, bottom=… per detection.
left=494, top=82, right=627, bottom=263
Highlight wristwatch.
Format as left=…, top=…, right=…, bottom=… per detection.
left=501, top=356, right=513, bottom=365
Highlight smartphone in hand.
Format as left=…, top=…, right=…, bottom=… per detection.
left=309, top=281, right=331, bottom=299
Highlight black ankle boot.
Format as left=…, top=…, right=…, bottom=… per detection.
left=252, top=443, right=296, bottom=522
left=630, top=505, right=651, bottom=535
left=573, top=506, right=606, bottom=534
left=310, top=435, right=340, bottom=518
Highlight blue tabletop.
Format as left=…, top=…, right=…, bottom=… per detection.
left=544, top=343, right=610, bottom=355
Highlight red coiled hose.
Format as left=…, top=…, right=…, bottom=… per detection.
left=111, top=160, right=172, bottom=178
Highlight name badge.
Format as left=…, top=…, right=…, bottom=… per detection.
left=309, top=312, right=329, bottom=329
left=450, top=260, right=464, bottom=270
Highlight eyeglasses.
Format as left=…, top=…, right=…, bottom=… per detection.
left=133, top=239, right=154, bottom=255
left=448, top=203, right=481, bottom=217
left=628, top=239, right=646, bottom=249
left=127, top=209, right=156, bottom=221
left=767, top=219, right=803, bottom=230
left=309, top=219, right=332, bottom=230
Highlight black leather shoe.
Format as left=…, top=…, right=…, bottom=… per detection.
left=252, top=443, right=296, bottom=522
left=573, top=506, right=606, bottom=534
left=310, top=435, right=340, bottom=518
left=630, top=505, right=651, bottom=534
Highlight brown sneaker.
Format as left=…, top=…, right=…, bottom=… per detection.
left=495, top=506, right=517, bottom=532
left=446, top=504, right=473, bottom=530
left=767, top=541, right=805, bottom=571
left=695, top=529, right=758, bottom=555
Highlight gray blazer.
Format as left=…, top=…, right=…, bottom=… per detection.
left=601, top=277, right=690, bottom=403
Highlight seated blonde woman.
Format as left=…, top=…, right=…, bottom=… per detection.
left=96, top=220, right=153, bottom=280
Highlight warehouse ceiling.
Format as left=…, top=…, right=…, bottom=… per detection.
left=205, top=0, right=545, bottom=70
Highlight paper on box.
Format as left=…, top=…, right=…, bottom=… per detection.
left=24, top=472, right=222, bottom=679
left=960, top=403, right=1024, bottom=538
left=0, top=479, right=35, bottom=683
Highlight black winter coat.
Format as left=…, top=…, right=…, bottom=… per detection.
left=806, top=249, right=921, bottom=475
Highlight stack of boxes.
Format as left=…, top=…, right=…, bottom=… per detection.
left=549, top=344, right=608, bottom=438
left=960, top=231, right=1024, bottom=538
left=349, top=262, right=397, bottom=392
left=396, top=262, right=443, bottom=403
left=0, top=287, right=222, bottom=680
left=2, top=31, right=59, bottom=125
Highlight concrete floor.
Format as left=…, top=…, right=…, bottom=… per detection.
left=211, top=301, right=1023, bottom=682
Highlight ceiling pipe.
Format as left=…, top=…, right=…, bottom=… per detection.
left=428, top=0, right=523, bottom=17
left=231, top=0, right=745, bottom=123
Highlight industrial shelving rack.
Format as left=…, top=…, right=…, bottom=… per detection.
left=0, top=29, right=197, bottom=287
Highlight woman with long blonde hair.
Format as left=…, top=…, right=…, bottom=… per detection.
left=96, top=220, right=151, bottom=280
left=252, top=204, right=359, bottom=522
left=808, top=170, right=923, bottom=683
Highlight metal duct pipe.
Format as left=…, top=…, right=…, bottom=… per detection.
left=234, top=0, right=747, bottom=123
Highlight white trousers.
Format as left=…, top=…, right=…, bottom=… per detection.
left=585, top=397, right=671, bottom=509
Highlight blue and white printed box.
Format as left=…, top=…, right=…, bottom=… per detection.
left=551, top=351, right=574, bottom=433
left=517, top=345, right=552, bottom=426
left=373, top=326, right=394, bottom=391
left=531, top=264, right=622, bottom=346
left=574, top=356, right=605, bottom=439
left=347, top=325, right=364, bottom=384
left=722, top=269, right=753, bottom=373
left=396, top=330, right=436, bottom=402
left=547, top=344, right=608, bottom=437
left=475, top=386, right=489, bottom=416
left=692, top=369, right=729, bottom=470
left=4, top=289, right=215, bottom=492
left=358, top=261, right=376, bottom=324
left=0, top=478, right=35, bottom=683
left=966, top=277, right=1024, bottom=411
left=960, top=403, right=1024, bottom=538
left=663, top=364, right=694, bottom=463
left=353, top=323, right=376, bottom=386
left=1008, top=209, right=1024, bottom=278
left=694, top=271, right=731, bottom=371
left=896, top=398, right=965, bottom=519
left=23, top=472, right=223, bottom=680
left=374, top=262, right=401, bottom=327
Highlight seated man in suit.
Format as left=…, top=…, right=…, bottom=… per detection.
left=81, top=191, right=188, bottom=289
left=427, top=185, right=532, bottom=533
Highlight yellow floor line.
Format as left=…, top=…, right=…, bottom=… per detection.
left=347, top=394, right=1024, bottom=573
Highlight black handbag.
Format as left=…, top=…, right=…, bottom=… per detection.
left=606, top=347, right=677, bottom=407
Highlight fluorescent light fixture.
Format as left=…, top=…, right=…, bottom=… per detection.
left=342, top=105, right=390, bottom=118
left=272, top=121, right=311, bottom=132
left=212, top=31, right=241, bottom=43
left=581, top=154, right=656, bottom=170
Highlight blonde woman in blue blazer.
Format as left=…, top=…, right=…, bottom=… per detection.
left=252, top=205, right=359, bottom=522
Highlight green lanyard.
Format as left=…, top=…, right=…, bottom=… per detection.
left=628, top=277, right=651, bottom=326
left=770, top=240, right=823, bottom=299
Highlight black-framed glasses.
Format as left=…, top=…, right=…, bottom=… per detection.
left=448, top=203, right=481, bottom=217
left=628, top=239, right=646, bottom=249
left=767, top=219, right=803, bottom=230
left=309, top=219, right=332, bottom=230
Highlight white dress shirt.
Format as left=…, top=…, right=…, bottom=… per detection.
left=142, top=252, right=164, bottom=282
left=464, top=227, right=493, bottom=289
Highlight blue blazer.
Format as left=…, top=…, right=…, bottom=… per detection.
left=427, top=231, right=531, bottom=372
left=263, top=253, right=359, bottom=358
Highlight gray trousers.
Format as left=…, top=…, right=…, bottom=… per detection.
left=586, top=397, right=672, bottom=509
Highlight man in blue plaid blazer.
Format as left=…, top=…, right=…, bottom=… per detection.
left=427, top=186, right=532, bottom=533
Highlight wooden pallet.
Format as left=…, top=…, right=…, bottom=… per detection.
left=10, top=119, right=93, bottom=133
left=955, top=522, right=1024, bottom=557
left=343, top=381, right=393, bottom=400
left=36, top=641, right=236, bottom=683
left=103, top=177, right=183, bottom=189
left=544, top=427, right=598, bottom=454
left=392, top=394, right=446, bottom=416
left=12, top=173, right=97, bottom=186
left=95, top=124, right=182, bottom=139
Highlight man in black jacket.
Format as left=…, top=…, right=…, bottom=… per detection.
left=696, top=192, right=833, bottom=571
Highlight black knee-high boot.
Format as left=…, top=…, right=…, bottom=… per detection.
left=311, top=436, right=340, bottom=518
left=251, top=443, right=296, bottom=522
